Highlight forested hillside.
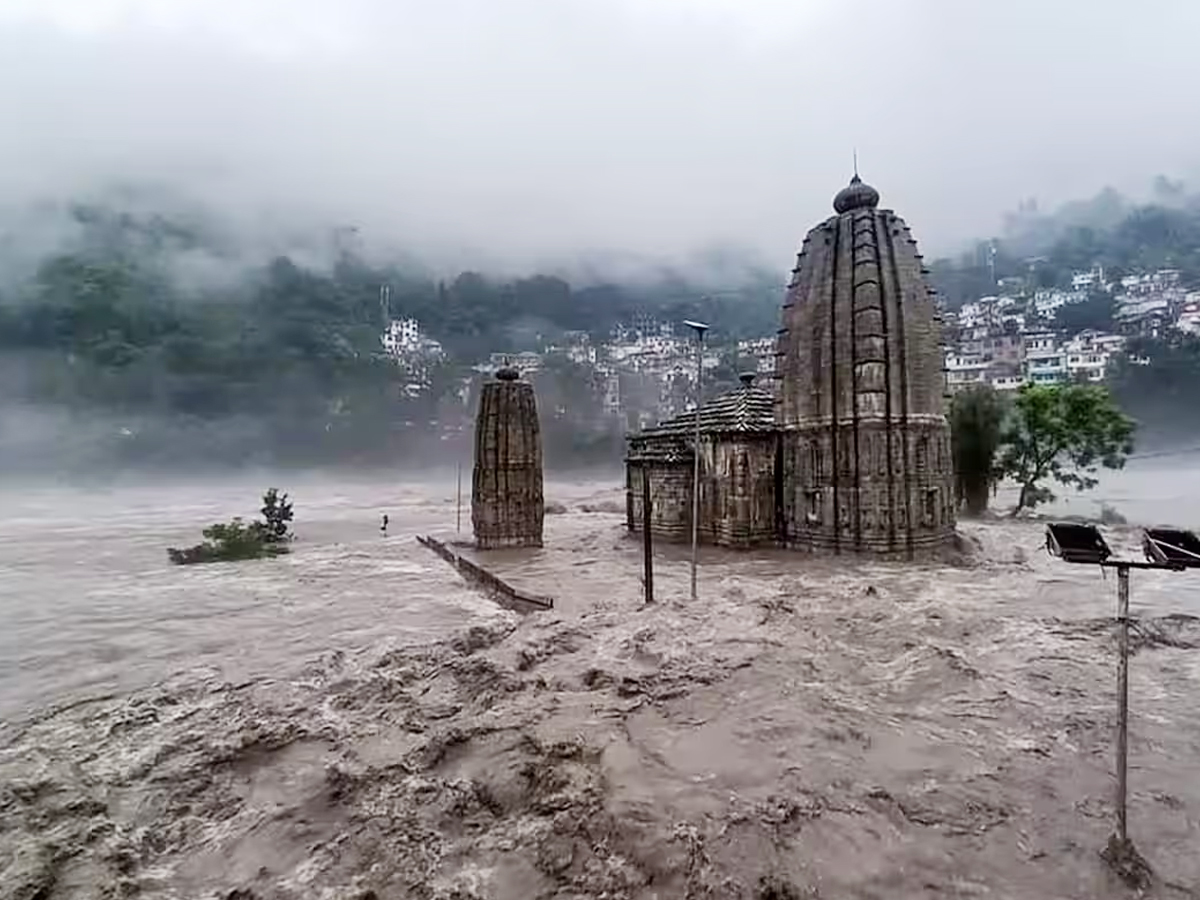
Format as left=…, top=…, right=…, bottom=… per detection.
left=927, top=176, right=1200, bottom=306
left=0, top=193, right=781, bottom=472
left=7, top=175, right=1200, bottom=475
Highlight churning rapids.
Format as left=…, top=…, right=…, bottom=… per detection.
left=1, top=471, right=1199, bottom=899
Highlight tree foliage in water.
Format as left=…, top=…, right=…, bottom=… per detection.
left=168, top=488, right=296, bottom=564
left=258, top=488, right=294, bottom=544
left=997, top=383, right=1135, bottom=515
left=949, top=385, right=1006, bottom=516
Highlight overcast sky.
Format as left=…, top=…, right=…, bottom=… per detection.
left=0, top=0, right=1197, bottom=271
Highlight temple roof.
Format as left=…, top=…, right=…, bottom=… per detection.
left=635, top=373, right=777, bottom=440
left=832, top=173, right=881, bottom=214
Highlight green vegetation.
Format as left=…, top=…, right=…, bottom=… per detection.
left=0, top=195, right=782, bottom=469
left=1108, top=334, right=1200, bottom=440
left=949, top=385, right=1006, bottom=516
left=167, top=488, right=295, bottom=564
left=927, top=178, right=1200, bottom=307
left=996, top=383, right=1135, bottom=516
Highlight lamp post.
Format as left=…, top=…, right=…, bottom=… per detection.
left=1044, top=522, right=1200, bottom=882
left=683, top=319, right=709, bottom=601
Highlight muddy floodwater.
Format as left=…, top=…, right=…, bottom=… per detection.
left=1, top=468, right=1199, bottom=899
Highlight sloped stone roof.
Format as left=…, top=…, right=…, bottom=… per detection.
left=636, top=375, right=778, bottom=440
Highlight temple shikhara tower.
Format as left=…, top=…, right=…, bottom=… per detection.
left=472, top=367, right=545, bottom=549
left=775, top=174, right=955, bottom=554
left=625, top=174, right=955, bottom=556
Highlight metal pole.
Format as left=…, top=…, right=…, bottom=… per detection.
left=1115, top=564, right=1131, bottom=844
left=690, top=330, right=703, bottom=601
left=642, top=468, right=654, bottom=604
left=456, top=462, right=463, bottom=533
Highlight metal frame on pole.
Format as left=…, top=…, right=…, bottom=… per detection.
left=683, top=319, right=709, bottom=601
left=1044, top=521, right=1200, bottom=883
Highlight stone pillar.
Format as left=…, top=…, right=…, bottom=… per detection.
left=471, top=367, right=545, bottom=549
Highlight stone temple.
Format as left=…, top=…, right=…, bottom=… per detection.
left=472, top=367, right=545, bottom=549
left=625, top=175, right=956, bottom=556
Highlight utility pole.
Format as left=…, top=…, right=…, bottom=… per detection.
left=642, top=469, right=654, bottom=604
left=380, top=284, right=391, bottom=328
left=1115, top=564, right=1130, bottom=845
left=683, top=319, right=709, bottom=601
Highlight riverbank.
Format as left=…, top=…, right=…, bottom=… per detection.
left=2, top=508, right=1198, bottom=899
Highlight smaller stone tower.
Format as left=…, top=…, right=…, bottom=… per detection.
left=471, top=367, right=545, bottom=549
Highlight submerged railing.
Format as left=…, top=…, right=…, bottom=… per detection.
left=416, top=535, right=554, bottom=612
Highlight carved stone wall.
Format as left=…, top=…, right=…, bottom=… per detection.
left=628, top=461, right=692, bottom=543
left=471, top=371, right=545, bottom=549
left=627, top=433, right=777, bottom=549
left=775, top=178, right=955, bottom=555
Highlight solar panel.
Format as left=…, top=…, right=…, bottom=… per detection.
left=1045, top=522, right=1113, bottom=564
left=1142, top=528, right=1200, bottom=568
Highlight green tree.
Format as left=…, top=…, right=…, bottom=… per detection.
left=997, top=383, right=1135, bottom=516
left=949, top=385, right=1006, bottom=516
left=257, top=488, right=294, bottom=544
left=1055, top=289, right=1116, bottom=335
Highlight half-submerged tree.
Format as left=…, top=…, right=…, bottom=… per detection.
left=950, top=385, right=1006, bottom=516
left=259, top=488, right=294, bottom=544
left=168, top=488, right=296, bottom=564
left=997, top=383, right=1135, bottom=516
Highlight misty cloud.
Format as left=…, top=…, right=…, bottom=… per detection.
left=0, top=0, right=1198, bottom=271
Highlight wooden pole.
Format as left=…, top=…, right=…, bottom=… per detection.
left=642, top=468, right=653, bottom=604
left=1115, top=563, right=1131, bottom=844
left=456, top=462, right=463, bottom=533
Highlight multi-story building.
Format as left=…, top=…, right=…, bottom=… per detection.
left=1115, top=296, right=1171, bottom=337
left=381, top=318, right=421, bottom=356
left=1023, top=331, right=1066, bottom=385
left=1175, top=297, right=1200, bottom=334
left=944, top=351, right=991, bottom=391
left=737, top=337, right=777, bottom=376
left=1061, top=331, right=1125, bottom=382
left=381, top=318, right=446, bottom=396
left=1072, top=268, right=1103, bottom=291
left=485, top=350, right=542, bottom=377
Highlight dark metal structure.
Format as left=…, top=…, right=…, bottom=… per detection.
left=1045, top=520, right=1199, bottom=875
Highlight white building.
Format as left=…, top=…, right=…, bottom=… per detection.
left=1063, top=346, right=1107, bottom=382
left=381, top=318, right=421, bottom=356
left=1071, top=269, right=1103, bottom=291
left=1023, top=331, right=1066, bottom=385
left=958, top=301, right=985, bottom=328
left=944, top=351, right=990, bottom=391
left=990, top=374, right=1024, bottom=392
left=1176, top=298, right=1200, bottom=334
left=598, top=368, right=621, bottom=416
left=737, top=336, right=777, bottom=376
left=381, top=319, right=446, bottom=396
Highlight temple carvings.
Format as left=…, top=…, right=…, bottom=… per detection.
left=625, top=175, right=955, bottom=556
left=472, top=367, right=545, bottom=549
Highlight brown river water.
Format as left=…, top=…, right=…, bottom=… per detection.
left=1, top=468, right=1199, bottom=898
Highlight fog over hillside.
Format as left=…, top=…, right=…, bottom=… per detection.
left=0, top=0, right=1198, bottom=269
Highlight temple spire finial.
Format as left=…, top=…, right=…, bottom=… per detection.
left=832, top=161, right=880, bottom=213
